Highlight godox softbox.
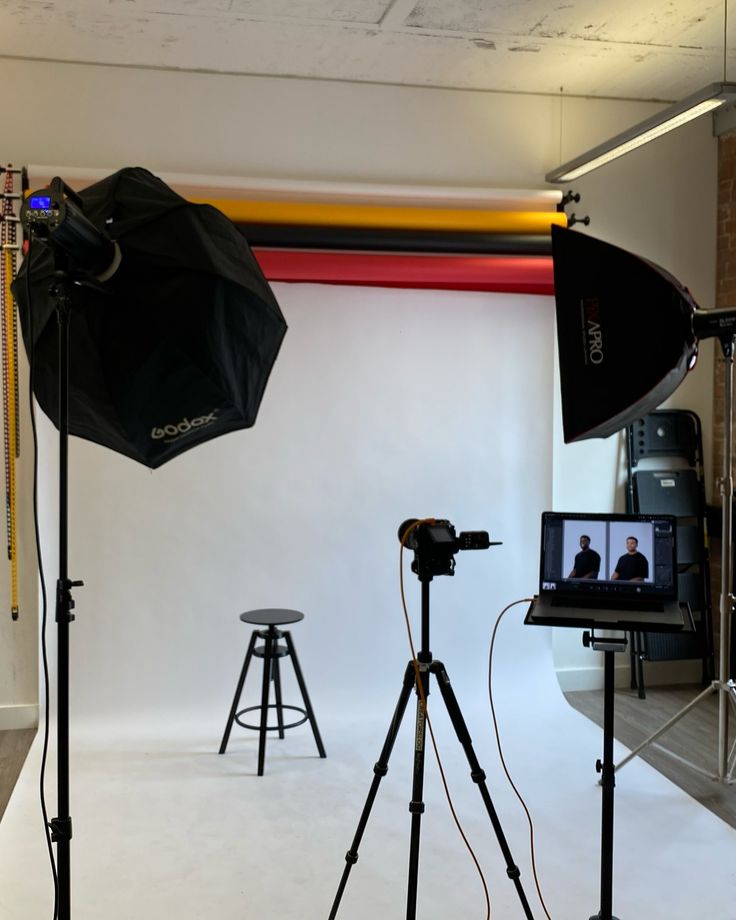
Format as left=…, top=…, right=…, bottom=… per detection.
left=13, top=167, right=287, bottom=468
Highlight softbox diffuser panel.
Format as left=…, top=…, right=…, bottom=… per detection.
left=552, top=226, right=698, bottom=442
left=13, top=167, right=287, bottom=469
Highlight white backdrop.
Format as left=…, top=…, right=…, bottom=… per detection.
left=34, top=282, right=554, bottom=730
left=6, top=282, right=736, bottom=920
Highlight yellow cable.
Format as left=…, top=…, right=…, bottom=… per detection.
left=192, top=197, right=568, bottom=234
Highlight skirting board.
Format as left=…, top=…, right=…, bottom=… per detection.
left=0, top=706, right=38, bottom=731
left=556, top=659, right=703, bottom=692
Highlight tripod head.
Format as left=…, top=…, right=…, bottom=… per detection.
left=398, top=518, right=498, bottom=579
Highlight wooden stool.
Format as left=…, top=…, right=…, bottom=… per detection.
left=218, top=608, right=326, bottom=775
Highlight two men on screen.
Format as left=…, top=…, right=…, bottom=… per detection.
left=568, top=534, right=649, bottom=581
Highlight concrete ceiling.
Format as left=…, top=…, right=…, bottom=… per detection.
left=0, top=0, right=732, bottom=101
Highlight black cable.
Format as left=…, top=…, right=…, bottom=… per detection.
left=25, top=238, right=59, bottom=918
left=488, top=598, right=553, bottom=920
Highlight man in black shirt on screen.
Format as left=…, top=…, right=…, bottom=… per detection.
left=611, top=536, right=649, bottom=581
left=568, top=534, right=601, bottom=579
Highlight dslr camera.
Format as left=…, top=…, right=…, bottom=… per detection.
left=398, top=518, right=492, bottom=578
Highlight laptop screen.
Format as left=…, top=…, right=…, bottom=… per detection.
left=539, top=512, right=678, bottom=604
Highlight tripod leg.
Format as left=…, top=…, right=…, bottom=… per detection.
left=406, top=667, right=429, bottom=920
left=328, top=662, right=416, bottom=920
left=430, top=661, right=536, bottom=920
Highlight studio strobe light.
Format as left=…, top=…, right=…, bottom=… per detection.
left=13, top=167, right=287, bottom=920
left=21, top=179, right=121, bottom=279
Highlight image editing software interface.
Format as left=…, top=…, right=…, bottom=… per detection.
left=540, top=512, right=677, bottom=606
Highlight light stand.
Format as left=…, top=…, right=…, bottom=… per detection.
left=13, top=167, right=288, bottom=920
left=615, top=331, right=736, bottom=783
left=49, top=265, right=83, bottom=920
left=525, top=595, right=686, bottom=918
left=21, top=182, right=120, bottom=920
left=582, top=630, right=628, bottom=920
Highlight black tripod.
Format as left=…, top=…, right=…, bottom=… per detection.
left=328, top=563, right=535, bottom=920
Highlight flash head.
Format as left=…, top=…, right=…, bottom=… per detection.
left=21, top=177, right=120, bottom=280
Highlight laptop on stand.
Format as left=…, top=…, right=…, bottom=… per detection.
left=526, top=511, right=686, bottom=631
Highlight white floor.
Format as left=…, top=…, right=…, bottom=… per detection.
left=1, top=669, right=735, bottom=920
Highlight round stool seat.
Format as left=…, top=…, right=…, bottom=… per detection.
left=239, top=608, right=304, bottom=627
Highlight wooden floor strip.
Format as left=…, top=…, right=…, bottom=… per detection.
left=564, top=684, right=736, bottom=828
left=0, top=729, right=36, bottom=822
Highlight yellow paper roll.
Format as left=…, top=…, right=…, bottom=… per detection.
left=191, top=198, right=568, bottom=234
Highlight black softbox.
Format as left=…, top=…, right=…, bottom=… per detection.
left=552, top=225, right=699, bottom=442
left=12, top=167, right=287, bottom=468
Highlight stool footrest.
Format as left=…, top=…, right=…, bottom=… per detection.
left=235, top=704, right=308, bottom=733
left=219, top=618, right=326, bottom=774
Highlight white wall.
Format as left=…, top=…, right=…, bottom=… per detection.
left=550, top=97, right=717, bottom=688
left=0, top=346, right=39, bottom=727
left=0, top=60, right=718, bottom=720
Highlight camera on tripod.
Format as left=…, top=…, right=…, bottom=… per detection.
left=329, top=517, right=530, bottom=920
left=398, top=518, right=494, bottom=578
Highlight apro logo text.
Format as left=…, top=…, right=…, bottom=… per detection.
left=582, top=296, right=603, bottom=365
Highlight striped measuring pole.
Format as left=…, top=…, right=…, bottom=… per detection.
left=0, top=165, right=23, bottom=620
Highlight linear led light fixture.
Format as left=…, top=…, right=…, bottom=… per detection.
left=546, top=82, right=736, bottom=183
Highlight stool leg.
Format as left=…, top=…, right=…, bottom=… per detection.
left=284, top=631, right=326, bottom=758
left=272, top=654, right=286, bottom=739
left=258, top=628, right=274, bottom=775
left=219, top=631, right=257, bottom=755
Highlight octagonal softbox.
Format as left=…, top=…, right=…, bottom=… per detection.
left=13, top=167, right=287, bottom=468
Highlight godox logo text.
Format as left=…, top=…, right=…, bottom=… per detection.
left=151, top=411, right=218, bottom=441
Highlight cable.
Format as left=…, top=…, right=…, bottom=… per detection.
left=399, top=520, right=492, bottom=920
left=25, top=239, right=59, bottom=918
left=487, top=598, right=553, bottom=920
